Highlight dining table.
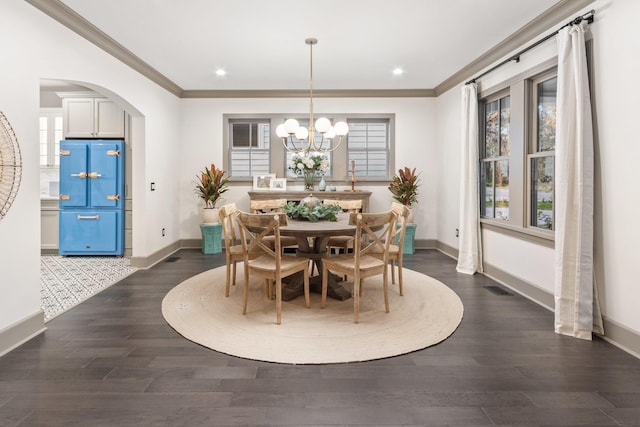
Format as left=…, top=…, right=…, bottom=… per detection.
left=279, top=213, right=356, bottom=302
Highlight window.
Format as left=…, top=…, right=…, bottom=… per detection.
left=224, top=114, right=394, bottom=182
left=480, top=94, right=510, bottom=221
left=477, top=65, right=561, bottom=241
left=39, top=109, right=63, bottom=167
left=347, top=119, right=390, bottom=178
left=229, top=119, right=270, bottom=177
left=529, top=75, right=557, bottom=230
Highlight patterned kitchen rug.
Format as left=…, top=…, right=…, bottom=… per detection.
left=40, top=255, right=137, bottom=322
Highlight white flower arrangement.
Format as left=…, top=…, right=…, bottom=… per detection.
left=288, top=152, right=329, bottom=177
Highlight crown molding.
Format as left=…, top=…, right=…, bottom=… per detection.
left=434, top=0, right=596, bottom=96
left=181, top=88, right=436, bottom=99
left=26, top=0, right=594, bottom=100
left=25, top=0, right=183, bottom=97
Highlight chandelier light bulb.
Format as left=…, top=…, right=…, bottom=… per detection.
left=324, top=127, right=336, bottom=139
left=284, top=118, right=300, bottom=134
left=315, top=117, right=332, bottom=133
left=276, top=124, right=288, bottom=138
left=295, top=127, right=309, bottom=140
left=333, top=121, right=349, bottom=136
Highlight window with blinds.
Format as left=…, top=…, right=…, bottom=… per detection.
left=229, top=120, right=271, bottom=177
left=347, top=119, right=390, bottom=178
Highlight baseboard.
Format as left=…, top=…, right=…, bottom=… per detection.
left=599, top=318, right=640, bottom=359
left=0, top=311, right=46, bottom=357
left=482, top=262, right=555, bottom=311
left=40, top=248, right=58, bottom=255
left=414, top=238, right=436, bottom=250
left=482, top=260, right=640, bottom=359
left=130, top=241, right=182, bottom=268
left=431, top=240, right=640, bottom=358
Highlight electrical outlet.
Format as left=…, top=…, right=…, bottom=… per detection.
left=162, top=228, right=165, bottom=237
left=455, top=228, right=459, bottom=237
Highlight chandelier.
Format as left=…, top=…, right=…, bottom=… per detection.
left=276, top=38, right=349, bottom=153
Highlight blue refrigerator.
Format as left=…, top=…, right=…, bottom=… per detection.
left=58, top=140, right=124, bottom=255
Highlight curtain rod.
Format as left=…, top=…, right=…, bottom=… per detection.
left=465, top=9, right=595, bottom=85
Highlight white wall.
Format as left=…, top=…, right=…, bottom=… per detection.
left=0, top=0, right=181, bottom=337
left=179, top=97, right=437, bottom=240
left=435, top=0, right=640, bottom=334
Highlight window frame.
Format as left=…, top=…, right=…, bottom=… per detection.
left=223, top=113, right=395, bottom=185
left=227, top=118, right=272, bottom=178
left=526, top=70, right=557, bottom=234
left=479, top=90, right=511, bottom=222
left=477, top=58, right=560, bottom=245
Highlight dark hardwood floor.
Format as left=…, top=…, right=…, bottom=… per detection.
left=1, top=249, right=639, bottom=426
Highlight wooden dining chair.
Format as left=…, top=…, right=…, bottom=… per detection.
left=236, top=212, right=310, bottom=325
left=323, top=199, right=363, bottom=255
left=319, top=199, right=362, bottom=278
left=369, top=202, right=410, bottom=296
left=249, top=199, right=298, bottom=251
left=321, top=211, right=397, bottom=323
left=219, top=203, right=262, bottom=297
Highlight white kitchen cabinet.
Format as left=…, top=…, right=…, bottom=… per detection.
left=41, top=198, right=59, bottom=252
left=63, top=97, right=125, bottom=138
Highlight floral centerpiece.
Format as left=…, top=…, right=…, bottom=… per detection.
left=288, top=152, right=329, bottom=190
left=284, top=200, right=341, bottom=222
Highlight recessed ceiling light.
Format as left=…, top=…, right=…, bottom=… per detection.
left=392, top=67, right=404, bottom=76
left=215, top=69, right=226, bottom=77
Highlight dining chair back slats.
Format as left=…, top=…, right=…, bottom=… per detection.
left=322, top=199, right=363, bottom=277
left=249, top=199, right=298, bottom=251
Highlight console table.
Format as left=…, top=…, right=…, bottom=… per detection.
left=248, top=190, right=372, bottom=212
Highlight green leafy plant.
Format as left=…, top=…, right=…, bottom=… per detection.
left=195, top=163, right=229, bottom=208
left=388, top=167, right=420, bottom=207
left=284, top=201, right=342, bottom=222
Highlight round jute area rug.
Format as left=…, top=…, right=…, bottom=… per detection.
left=162, top=264, right=463, bottom=364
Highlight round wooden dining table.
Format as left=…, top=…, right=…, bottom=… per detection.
left=279, top=213, right=355, bottom=301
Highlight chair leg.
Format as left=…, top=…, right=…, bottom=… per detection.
left=310, top=259, right=316, bottom=276
left=321, top=265, right=329, bottom=308
left=353, top=274, right=361, bottom=323
left=242, top=267, right=250, bottom=315
left=390, top=260, right=396, bottom=285
left=225, top=260, right=232, bottom=297
left=304, top=266, right=310, bottom=308
left=275, top=276, right=282, bottom=325
left=232, top=261, right=237, bottom=286
left=342, top=243, right=348, bottom=280
left=265, top=278, right=273, bottom=299
left=397, top=257, right=404, bottom=296
left=383, top=267, right=390, bottom=313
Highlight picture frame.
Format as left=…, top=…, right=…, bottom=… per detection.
left=253, top=173, right=276, bottom=191
left=269, top=178, right=287, bottom=191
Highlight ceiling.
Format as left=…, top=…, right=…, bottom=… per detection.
left=51, top=0, right=567, bottom=93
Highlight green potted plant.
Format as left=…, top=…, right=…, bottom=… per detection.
left=195, top=163, right=229, bottom=223
left=388, top=167, right=420, bottom=222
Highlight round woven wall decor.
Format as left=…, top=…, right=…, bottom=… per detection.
left=0, top=111, right=23, bottom=220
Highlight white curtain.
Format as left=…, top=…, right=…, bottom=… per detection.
left=554, top=23, right=604, bottom=340
left=457, top=83, right=483, bottom=275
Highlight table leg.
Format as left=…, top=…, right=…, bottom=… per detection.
left=281, top=235, right=352, bottom=302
